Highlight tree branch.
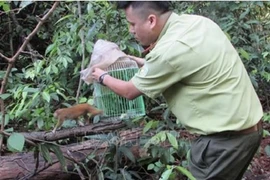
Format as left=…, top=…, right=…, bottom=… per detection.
left=22, top=120, right=126, bottom=142
left=0, top=1, right=60, bottom=156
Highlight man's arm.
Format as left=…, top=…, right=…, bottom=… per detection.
left=92, top=67, right=143, bottom=100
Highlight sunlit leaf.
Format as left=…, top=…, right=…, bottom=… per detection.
left=7, top=133, right=25, bottom=152
left=55, top=14, right=74, bottom=25
left=143, top=120, right=153, bottom=134
left=239, top=48, right=250, bottom=60
left=175, top=166, right=196, bottom=180
left=45, top=44, right=55, bottom=56
left=160, top=168, right=172, bottom=180
left=159, top=131, right=166, bottom=142
left=42, top=91, right=51, bottom=103
left=167, top=132, right=178, bottom=149
left=147, top=163, right=155, bottom=170
left=37, top=118, right=44, bottom=129
left=24, top=87, right=39, bottom=93
left=0, top=2, right=10, bottom=12
left=52, top=64, right=59, bottom=74
left=0, top=93, right=12, bottom=100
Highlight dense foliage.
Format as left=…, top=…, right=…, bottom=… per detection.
left=0, top=1, right=269, bottom=179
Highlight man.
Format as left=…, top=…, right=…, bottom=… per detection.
left=92, top=2, right=263, bottom=179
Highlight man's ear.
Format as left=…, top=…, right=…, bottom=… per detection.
left=148, top=14, right=157, bottom=29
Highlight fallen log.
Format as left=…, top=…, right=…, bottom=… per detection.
left=21, top=120, right=126, bottom=142
left=0, top=127, right=148, bottom=180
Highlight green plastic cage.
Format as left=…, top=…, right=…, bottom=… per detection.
left=93, top=57, right=146, bottom=120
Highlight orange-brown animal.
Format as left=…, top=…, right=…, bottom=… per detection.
left=53, top=103, right=102, bottom=133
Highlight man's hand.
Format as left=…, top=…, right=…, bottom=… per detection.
left=92, top=68, right=108, bottom=83
left=127, top=55, right=145, bottom=67
left=92, top=67, right=142, bottom=99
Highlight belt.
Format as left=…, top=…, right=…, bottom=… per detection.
left=210, top=120, right=262, bottom=136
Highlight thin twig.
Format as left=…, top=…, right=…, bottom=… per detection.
left=75, top=1, right=86, bottom=103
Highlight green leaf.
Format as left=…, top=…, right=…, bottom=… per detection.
left=45, top=44, right=55, bottom=56
left=128, top=171, right=142, bottom=180
left=52, top=64, right=59, bottom=74
left=263, top=129, right=270, bottom=137
left=50, top=93, right=60, bottom=101
left=162, top=108, right=171, bottom=120
left=42, top=91, right=51, bottom=103
left=45, top=65, right=51, bottom=75
left=224, top=32, right=231, bottom=41
left=151, top=146, right=158, bottom=158
left=143, top=120, right=153, bottom=134
left=37, top=119, right=44, bottom=129
left=7, top=133, right=25, bottom=152
left=4, top=128, right=14, bottom=133
left=25, top=69, right=35, bottom=80
left=39, top=143, right=52, bottom=164
left=0, top=2, right=10, bottom=12
left=86, top=23, right=97, bottom=40
left=160, top=168, right=172, bottom=180
left=22, top=91, right=28, bottom=99
left=167, top=132, right=178, bottom=149
left=239, top=48, right=250, bottom=60
left=2, top=114, right=10, bottom=126
left=265, top=145, right=270, bottom=157
left=24, top=87, right=39, bottom=93
left=246, top=20, right=259, bottom=24
left=119, top=146, right=136, bottom=163
left=0, top=93, right=12, bottom=100
left=56, top=89, right=68, bottom=100
left=55, top=14, right=74, bottom=25
left=79, top=97, right=87, bottom=103
left=87, top=2, right=93, bottom=13
left=242, top=23, right=251, bottom=30
left=147, top=163, right=155, bottom=170
left=66, top=56, right=73, bottom=63
left=120, top=169, right=133, bottom=180
left=62, top=58, right=68, bottom=68
left=239, top=8, right=250, bottom=19
left=175, top=166, right=196, bottom=180
left=48, top=144, right=66, bottom=170
left=159, top=131, right=167, bottom=142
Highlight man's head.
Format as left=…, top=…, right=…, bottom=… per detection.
left=117, top=1, right=172, bottom=46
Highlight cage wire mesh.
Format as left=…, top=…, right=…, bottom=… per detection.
left=93, top=57, right=146, bottom=120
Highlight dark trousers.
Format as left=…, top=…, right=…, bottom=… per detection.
left=189, top=127, right=263, bottom=180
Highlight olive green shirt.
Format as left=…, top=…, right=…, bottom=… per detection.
left=131, top=13, right=263, bottom=135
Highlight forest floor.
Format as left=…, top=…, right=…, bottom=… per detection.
left=243, top=122, right=270, bottom=180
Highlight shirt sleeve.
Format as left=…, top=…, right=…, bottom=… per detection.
left=131, top=43, right=182, bottom=98
left=131, top=40, right=203, bottom=99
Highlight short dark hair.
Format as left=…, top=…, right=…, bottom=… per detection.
left=116, top=1, right=171, bottom=14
